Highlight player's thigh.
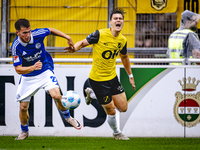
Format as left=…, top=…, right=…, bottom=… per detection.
left=16, top=76, right=40, bottom=102
left=112, top=92, right=128, bottom=112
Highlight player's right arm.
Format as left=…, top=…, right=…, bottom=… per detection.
left=64, top=39, right=89, bottom=53
left=64, top=30, right=99, bottom=53
left=14, top=60, right=42, bottom=75
left=74, top=39, right=90, bottom=52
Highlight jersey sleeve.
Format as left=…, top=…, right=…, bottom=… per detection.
left=120, top=42, right=127, bottom=55
left=86, top=30, right=99, bottom=44
left=11, top=46, right=22, bottom=66
left=43, top=28, right=51, bottom=36
left=34, top=28, right=50, bottom=38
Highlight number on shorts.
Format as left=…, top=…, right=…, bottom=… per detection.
left=50, top=76, right=58, bottom=85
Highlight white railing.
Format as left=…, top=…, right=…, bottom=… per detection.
left=187, top=59, right=200, bottom=65
left=0, top=58, right=200, bottom=65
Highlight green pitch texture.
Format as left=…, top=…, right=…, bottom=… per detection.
left=0, top=136, right=200, bottom=150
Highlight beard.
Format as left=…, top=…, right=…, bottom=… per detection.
left=190, top=26, right=198, bottom=32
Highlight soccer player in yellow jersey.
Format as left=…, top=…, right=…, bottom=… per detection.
left=65, top=9, right=135, bottom=140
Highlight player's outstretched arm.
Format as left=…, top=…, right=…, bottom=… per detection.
left=48, top=28, right=75, bottom=50
left=64, top=39, right=90, bottom=53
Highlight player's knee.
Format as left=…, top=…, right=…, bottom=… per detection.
left=118, top=105, right=127, bottom=112
left=52, top=94, right=62, bottom=101
left=105, top=107, right=116, bottom=115
left=20, top=105, right=29, bottom=113
left=122, top=107, right=127, bottom=112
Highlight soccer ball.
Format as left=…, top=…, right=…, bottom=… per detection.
left=61, top=90, right=81, bottom=110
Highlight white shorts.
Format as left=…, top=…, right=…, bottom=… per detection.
left=16, top=70, right=59, bottom=102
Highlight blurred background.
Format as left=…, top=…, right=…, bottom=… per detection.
left=0, top=0, right=199, bottom=65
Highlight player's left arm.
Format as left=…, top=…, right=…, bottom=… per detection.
left=188, top=32, right=200, bottom=65
left=48, top=28, right=75, bottom=50
left=120, top=46, right=136, bottom=90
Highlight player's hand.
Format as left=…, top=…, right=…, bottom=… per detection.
left=129, top=78, right=136, bottom=90
left=34, top=60, right=42, bottom=70
left=63, top=47, right=75, bottom=53
left=64, top=38, right=75, bottom=53
left=67, top=38, right=75, bottom=50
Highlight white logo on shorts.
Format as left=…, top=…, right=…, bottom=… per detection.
left=117, top=86, right=124, bottom=92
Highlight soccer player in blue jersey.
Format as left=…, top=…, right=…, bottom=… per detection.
left=11, top=19, right=82, bottom=140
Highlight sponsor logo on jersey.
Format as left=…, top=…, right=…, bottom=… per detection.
left=24, top=50, right=42, bottom=62
left=102, top=49, right=119, bottom=59
left=174, top=77, right=200, bottom=127
left=13, top=55, right=20, bottom=63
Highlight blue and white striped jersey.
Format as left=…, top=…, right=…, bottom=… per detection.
left=11, top=28, right=54, bottom=77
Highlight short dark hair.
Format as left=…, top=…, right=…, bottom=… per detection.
left=110, top=8, right=125, bottom=20
left=15, top=19, right=30, bottom=30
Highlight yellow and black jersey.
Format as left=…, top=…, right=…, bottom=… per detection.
left=86, top=28, right=127, bottom=81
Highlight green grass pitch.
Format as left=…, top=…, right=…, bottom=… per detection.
left=0, top=136, right=200, bottom=150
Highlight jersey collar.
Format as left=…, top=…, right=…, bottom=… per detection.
left=18, top=34, right=34, bottom=47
